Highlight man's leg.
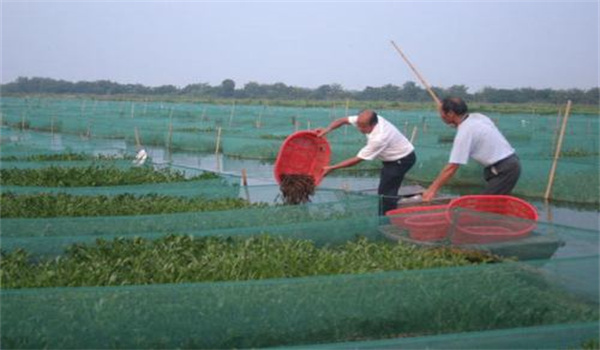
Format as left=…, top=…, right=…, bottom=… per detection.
left=378, top=152, right=416, bottom=215
left=483, top=155, right=521, bottom=195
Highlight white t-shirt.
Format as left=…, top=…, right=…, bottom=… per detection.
left=348, top=115, right=414, bottom=161
left=449, top=113, right=515, bottom=167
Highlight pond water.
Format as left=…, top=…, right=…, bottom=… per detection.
left=146, top=147, right=599, bottom=232
left=3, top=129, right=598, bottom=232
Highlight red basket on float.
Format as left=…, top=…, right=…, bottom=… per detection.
left=273, top=131, right=331, bottom=185
left=447, top=195, right=538, bottom=244
left=385, top=205, right=449, bottom=242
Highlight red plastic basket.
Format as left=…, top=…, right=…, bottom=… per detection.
left=273, top=131, right=331, bottom=185
left=447, top=195, right=538, bottom=244
left=386, top=205, right=449, bottom=242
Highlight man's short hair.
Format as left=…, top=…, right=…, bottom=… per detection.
left=360, top=109, right=379, bottom=126
left=441, top=97, right=468, bottom=115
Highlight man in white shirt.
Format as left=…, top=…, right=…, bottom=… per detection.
left=422, top=97, right=521, bottom=201
left=316, top=109, right=416, bottom=215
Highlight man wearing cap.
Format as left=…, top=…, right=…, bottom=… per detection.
left=422, top=97, right=521, bottom=201
left=316, top=109, right=416, bottom=215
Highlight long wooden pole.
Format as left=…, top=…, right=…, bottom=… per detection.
left=544, top=100, right=572, bottom=200
left=390, top=40, right=441, bottom=106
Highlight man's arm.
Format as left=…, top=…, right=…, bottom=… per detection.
left=422, top=163, right=460, bottom=201
left=322, top=156, right=363, bottom=177
left=316, top=117, right=350, bottom=138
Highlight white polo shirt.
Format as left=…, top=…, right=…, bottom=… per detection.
left=348, top=115, right=414, bottom=161
left=449, top=113, right=515, bottom=167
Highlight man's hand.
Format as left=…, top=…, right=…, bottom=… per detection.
left=321, top=165, right=334, bottom=177
left=315, top=128, right=328, bottom=138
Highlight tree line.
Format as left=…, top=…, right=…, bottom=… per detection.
left=2, top=76, right=598, bottom=105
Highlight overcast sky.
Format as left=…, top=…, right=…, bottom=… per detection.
left=1, top=1, right=598, bottom=93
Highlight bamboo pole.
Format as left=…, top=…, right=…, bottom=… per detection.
left=544, top=100, right=572, bottom=200
left=345, top=99, right=349, bottom=117
left=134, top=127, right=142, bottom=149
left=167, top=122, right=173, bottom=152
left=215, top=127, right=222, bottom=154
left=241, top=168, right=248, bottom=186
left=130, top=103, right=135, bottom=118
left=256, top=106, right=264, bottom=129
left=228, top=101, right=236, bottom=127
left=409, top=125, right=418, bottom=144
left=390, top=40, right=441, bottom=106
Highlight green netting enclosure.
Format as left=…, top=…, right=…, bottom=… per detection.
left=2, top=96, right=598, bottom=203
left=1, top=96, right=599, bottom=349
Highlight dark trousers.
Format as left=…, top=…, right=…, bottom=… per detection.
left=483, top=154, right=521, bottom=195
left=378, top=152, right=416, bottom=215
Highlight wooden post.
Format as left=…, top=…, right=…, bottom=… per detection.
left=307, top=120, right=311, bottom=130
left=143, top=99, right=148, bottom=116
left=167, top=122, right=173, bottom=152
left=345, top=99, right=349, bottom=117
left=201, top=106, right=207, bottom=121
left=241, top=168, right=248, bottom=186
left=134, top=127, right=142, bottom=149
left=390, top=40, right=441, bottom=106
left=130, top=103, right=135, bottom=118
left=256, top=106, right=264, bottom=129
left=215, top=127, right=222, bottom=154
left=228, top=101, right=236, bottom=127
left=410, top=125, right=418, bottom=144
left=544, top=100, right=572, bottom=201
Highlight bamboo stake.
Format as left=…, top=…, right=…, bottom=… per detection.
left=409, top=125, right=418, bottom=144
left=544, top=100, right=572, bottom=200
left=241, top=168, right=251, bottom=202
left=307, top=120, right=311, bottom=130
left=215, top=127, right=222, bottom=154
left=256, top=106, right=264, bottom=129
left=228, top=101, right=236, bottom=127
left=201, top=106, right=207, bottom=121
left=345, top=99, right=349, bottom=117
left=134, top=127, right=142, bottom=149
left=130, top=103, right=135, bottom=118
left=167, top=122, right=173, bottom=152
left=390, top=40, right=441, bottom=106
left=241, top=168, right=248, bottom=186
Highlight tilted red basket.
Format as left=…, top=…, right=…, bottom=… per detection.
left=273, top=131, right=331, bottom=185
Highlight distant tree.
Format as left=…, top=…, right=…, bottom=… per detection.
left=219, top=79, right=235, bottom=98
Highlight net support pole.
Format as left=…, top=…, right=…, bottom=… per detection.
left=544, top=100, right=572, bottom=201
left=241, top=168, right=248, bottom=186
left=410, top=125, right=418, bottom=144
left=228, top=101, right=236, bottom=127
left=390, top=40, right=441, bottom=106
left=134, top=127, right=142, bottom=149
left=215, top=126, right=222, bottom=154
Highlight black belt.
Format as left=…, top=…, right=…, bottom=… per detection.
left=382, top=151, right=415, bottom=164
left=488, top=153, right=516, bottom=169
